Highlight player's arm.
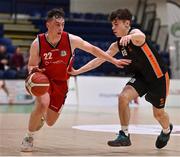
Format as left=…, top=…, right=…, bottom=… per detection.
left=119, top=29, right=145, bottom=46
left=69, top=58, right=105, bottom=75
left=129, top=29, right=146, bottom=46
left=69, top=42, right=130, bottom=75
left=28, top=38, right=43, bottom=74
left=69, top=34, right=131, bottom=68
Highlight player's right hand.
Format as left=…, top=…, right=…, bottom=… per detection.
left=29, top=67, right=46, bottom=74
left=114, top=59, right=132, bottom=68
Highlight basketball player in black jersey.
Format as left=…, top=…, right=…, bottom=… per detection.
left=68, top=8, right=173, bottom=149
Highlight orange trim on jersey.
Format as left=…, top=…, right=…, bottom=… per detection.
left=141, top=43, right=163, bottom=78
left=165, top=72, right=170, bottom=97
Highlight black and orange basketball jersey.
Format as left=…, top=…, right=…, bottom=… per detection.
left=38, top=32, right=72, bottom=81
left=117, top=30, right=168, bottom=82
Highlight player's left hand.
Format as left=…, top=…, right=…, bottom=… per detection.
left=29, top=67, right=46, bottom=74
left=119, top=35, right=132, bottom=46
left=114, top=58, right=132, bottom=68
left=67, top=67, right=80, bottom=75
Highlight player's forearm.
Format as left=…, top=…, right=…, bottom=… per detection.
left=27, top=57, right=40, bottom=73
left=91, top=46, right=116, bottom=64
left=77, top=58, right=104, bottom=74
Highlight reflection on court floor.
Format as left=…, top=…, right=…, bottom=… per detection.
left=72, top=124, right=180, bottom=136
left=0, top=104, right=180, bottom=156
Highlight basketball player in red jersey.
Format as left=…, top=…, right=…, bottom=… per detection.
left=69, top=8, right=173, bottom=149
left=21, top=8, right=131, bottom=152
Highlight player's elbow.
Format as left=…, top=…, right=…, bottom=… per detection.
left=133, top=35, right=146, bottom=46
left=141, top=33, right=146, bottom=42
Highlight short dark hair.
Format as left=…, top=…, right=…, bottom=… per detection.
left=109, top=8, right=132, bottom=22
left=46, top=8, right=65, bottom=21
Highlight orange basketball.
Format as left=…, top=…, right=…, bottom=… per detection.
left=25, top=72, right=50, bottom=96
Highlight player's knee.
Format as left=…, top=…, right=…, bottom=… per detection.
left=118, top=93, right=130, bottom=105
left=36, top=102, right=48, bottom=114
left=153, top=110, right=164, bottom=121
left=46, top=119, right=56, bottom=126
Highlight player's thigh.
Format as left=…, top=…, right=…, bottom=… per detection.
left=46, top=87, right=67, bottom=125
left=125, top=75, right=147, bottom=101
left=145, top=73, right=168, bottom=108
left=35, top=93, right=50, bottom=110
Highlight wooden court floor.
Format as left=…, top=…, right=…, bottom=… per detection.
left=0, top=104, right=180, bottom=156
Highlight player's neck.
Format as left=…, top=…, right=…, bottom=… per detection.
left=123, top=27, right=130, bottom=35
left=117, top=27, right=130, bottom=37
left=45, top=33, right=61, bottom=46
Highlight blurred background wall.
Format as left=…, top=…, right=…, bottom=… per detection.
left=0, top=0, right=179, bottom=105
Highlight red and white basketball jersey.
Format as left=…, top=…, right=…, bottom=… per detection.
left=38, top=32, right=72, bottom=81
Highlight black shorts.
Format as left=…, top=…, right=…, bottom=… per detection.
left=126, top=72, right=170, bottom=108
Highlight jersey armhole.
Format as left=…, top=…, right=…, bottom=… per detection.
left=67, top=33, right=73, bottom=56
left=67, top=33, right=73, bottom=66
left=37, top=35, right=40, bottom=56
left=37, top=35, right=42, bottom=67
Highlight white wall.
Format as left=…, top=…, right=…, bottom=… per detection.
left=167, top=0, right=180, bottom=78
left=2, top=76, right=179, bottom=107
left=70, top=0, right=138, bottom=15
left=76, top=76, right=180, bottom=107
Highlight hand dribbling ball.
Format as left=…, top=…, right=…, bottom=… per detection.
left=25, top=72, right=50, bottom=96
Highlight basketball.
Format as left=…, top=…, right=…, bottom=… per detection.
left=25, top=72, right=50, bottom=96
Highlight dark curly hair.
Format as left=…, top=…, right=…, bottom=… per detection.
left=109, top=8, right=132, bottom=23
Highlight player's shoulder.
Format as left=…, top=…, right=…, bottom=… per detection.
left=106, top=41, right=119, bottom=54
left=69, top=33, right=82, bottom=41
left=68, top=33, right=84, bottom=47
left=110, top=41, right=118, bottom=50
left=30, top=37, right=39, bottom=50
left=111, top=41, right=118, bottom=47
left=32, top=37, right=38, bottom=44
left=129, top=28, right=144, bottom=34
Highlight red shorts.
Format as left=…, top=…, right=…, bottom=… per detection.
left=48, top=80, right=68, bottom=113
